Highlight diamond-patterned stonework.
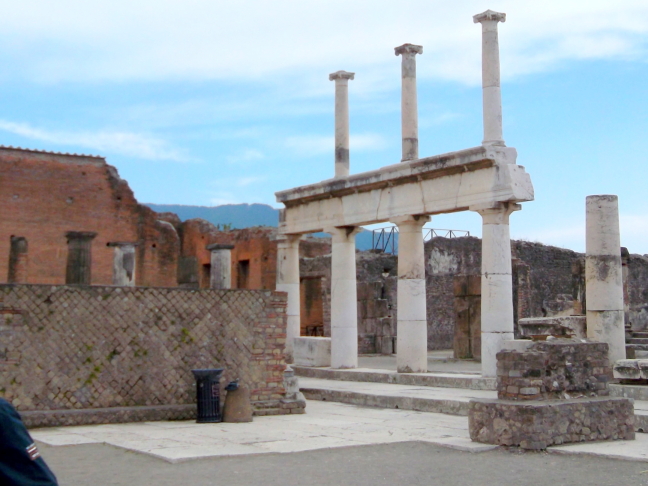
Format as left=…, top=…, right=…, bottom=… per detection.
left=0, top=284, right=303, bottom=426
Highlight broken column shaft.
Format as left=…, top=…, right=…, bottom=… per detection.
left=329, top=71, right=355, bottom=178
left=394, top=215, right=430, bottom=373
left=586, top=195, right=626, bottom=364
left=395, top=44, right=423, bottom=162
left=276, top=234, right=301, bottom=363
left=65, top=231, right=97, bottom=285
left=206, top=244, right=234, bottom=289
left=107, top=242, right=137, bottom=286
left=474, top=10, right=506, bottom=147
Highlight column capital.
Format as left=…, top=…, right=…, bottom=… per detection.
left=276, top=234, right=302, bottom=248
left=329, top=70, right=355, bottom=81
left=473, top=10, right=506, bottom=24
left=325, top=226, right=363, bottom=240
left=471, top=202, right=520, bottom=223
left=107, top=241, right=139, bottom=248
left=65, top=231, right=97, bottom=241
left=391, top=215, right=430, bottom=228
left=394, top=43, right=423, bottom=57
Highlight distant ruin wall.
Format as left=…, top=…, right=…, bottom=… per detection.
left=0, top=284, right=296, bottom=426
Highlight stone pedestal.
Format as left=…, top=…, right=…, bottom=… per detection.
left=206, top=244, right=234, bottom=289
left=327, top=226, right=361, bottom=369
left=586, top=195, right=625, bottom=364
left=276, top=235, right=301, bottom=363
left=223, top=386, right=253, bottom=423
left=393, top=215, right=429, bottom=373
left=294, top=337, right=331, bottom=367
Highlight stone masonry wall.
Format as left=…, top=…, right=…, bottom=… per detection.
left=0, top=284, right=300, bottom=425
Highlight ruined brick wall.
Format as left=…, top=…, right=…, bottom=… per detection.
left=0, top=147, right=179, bottom=287
left=0, top=284, right=296, bottom=423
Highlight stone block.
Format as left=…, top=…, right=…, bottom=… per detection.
left=293, top=337, right=331, bottom=367
left=469, top=397, right=635, bottom=450
left=518, top=316, right=586, bottom=339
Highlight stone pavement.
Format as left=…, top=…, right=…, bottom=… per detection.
left=31, top=399, right=648, bottom=465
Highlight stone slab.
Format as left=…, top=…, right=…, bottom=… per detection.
left=469, top=397, right=635, bottom=450
left=518, top=316, right=586, bottom=339
left=294, top=337, right=331, bottom=367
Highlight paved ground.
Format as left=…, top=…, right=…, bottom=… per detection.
left=358, top=351, right=482, bottom=374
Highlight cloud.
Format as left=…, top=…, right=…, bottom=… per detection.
left=0, top=119, right=190, bottom=162
left=0, top=1, right=646, bottom=88
left=285, top=133, right=387, bottom=156
left=225, top=149, right=264, bottom=165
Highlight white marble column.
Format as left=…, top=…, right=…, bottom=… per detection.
left=394, top=44, right=423, bottom=162
left=107, top=242, right=137, bottom=287
left=206, top=244, right=234, bottom=289
left=276, top=234, right=302, bottom=363
left=327, top=226, right=362, bottom=369
left=393, top=215, right=430, bottom=373
left=329, top=70, right=355, bottom=178
left=473, top=10, right=506, bottom=147
left=473, top=202, right=520, bottom=377
left=586, top=195, right=625, bottom=364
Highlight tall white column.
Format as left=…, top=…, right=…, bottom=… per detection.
left=395, top=44, right=423, bottom=162
left=393, top=215, right=430, bottom=373
left=276, top=234, right=302, bottom=363
left=473, top=10, right=506, bottom=147
left=329, top=70, right=355, bottom=178
left=586, top=195, right=625, bottom=364
left=327, top=226, right=362, bottom=369
left=206, top=244, right=234, bottom=289
left=473, top=202, right=519, bottom=377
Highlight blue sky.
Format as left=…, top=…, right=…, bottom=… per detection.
left=1, top=1, right=648, bottom=253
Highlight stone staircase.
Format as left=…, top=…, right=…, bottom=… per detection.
left=627, top=331, right=648, bottom=357
left=295, top=364, right=648, bottom=433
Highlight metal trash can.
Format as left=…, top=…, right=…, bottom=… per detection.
left=191, top=368, right=224, bottom=423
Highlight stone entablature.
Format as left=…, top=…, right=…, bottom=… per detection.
left=276, top=145, right=531, bottom=235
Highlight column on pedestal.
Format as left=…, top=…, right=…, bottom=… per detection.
left=393, top=215, right=430, bottom=373
left=276, top=235, right=301, bottom=363
left=107, top=242, right=137, bottom=286
left=65, top=231, right=97, bottom=285
left=473, top=10, right=506, bottom=147
left=206, top=244, right=234, bottom=289
left=474, top=203, right=519, bottom=377
left=327, top=226, right=362, bottom=369
left=329, top=70, right=355, bottom=178
left=394, top=44, right=423, bottom=162
left=586, top=195, right=625, bottom=363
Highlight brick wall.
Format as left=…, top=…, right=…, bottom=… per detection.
left=0, top=284, right=302, bottom=426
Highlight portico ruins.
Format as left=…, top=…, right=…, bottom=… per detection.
left=276, top=10, right=534, bottom=376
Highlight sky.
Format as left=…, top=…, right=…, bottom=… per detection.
left=1, top=0, right=648, bottom=253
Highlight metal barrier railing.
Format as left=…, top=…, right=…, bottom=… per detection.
left=371, top=226, right=470, bottom=254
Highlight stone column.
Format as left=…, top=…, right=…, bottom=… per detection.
left=276, top=234, right=302, bottom=363
left=329, top=70, right=355, bottom=178
left=327, top=226, right=362, bottom=369
left=393, top=215, right=430, bottom=372
left=8, top=236, right=28, bottom=283
left=65, top=231, right=97, bottom=285
left=206, top=244, right=234, bottom=289
left=473, top=202, right=519, bottom=377
left=473, top=10, right=506, bottom=147
left=107, top=242, right=137, bottom=286
left=586, top=195, right=625, bottom=363
left=395, top=44, right=423, bottom=162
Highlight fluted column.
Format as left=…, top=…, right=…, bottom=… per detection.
left=473, top=10, right=506, bottom=147
left=276, top=234, right=302, bottom=363
left=393, top=215, right=430, bottom=373
left=206, top=244, right=234, bottom=289
left=329, top=70, right=355, bottom=178
left=65, top=231, right=97, bottom=285
left=473, top=202, right=519, bottom=377
left=327, top=226, right=362, bottom=369
left=586, top=195, right=625, bottom=364
left=395, top=44, right=423, bottom=162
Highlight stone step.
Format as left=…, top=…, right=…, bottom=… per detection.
left=300, top=377, right=648, bottom=433
left=632, top=332, right=648, bottom=339
left=626, top=344, right=648, bottom=351
left=628, top=338, right=648, bottom=345
left=293, top=366, right=496, bottom=391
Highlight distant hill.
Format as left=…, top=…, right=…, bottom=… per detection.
left=145, top=203, right=279, bottom=228
left=144, top=202, right=380, bottom=251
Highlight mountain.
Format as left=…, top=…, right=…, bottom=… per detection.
left=144, top=203, right=279, bottom=228
left=144, top=202, right=382, bottom=251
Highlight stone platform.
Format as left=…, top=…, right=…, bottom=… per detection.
left=469, top=397, right=635, bottom=450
